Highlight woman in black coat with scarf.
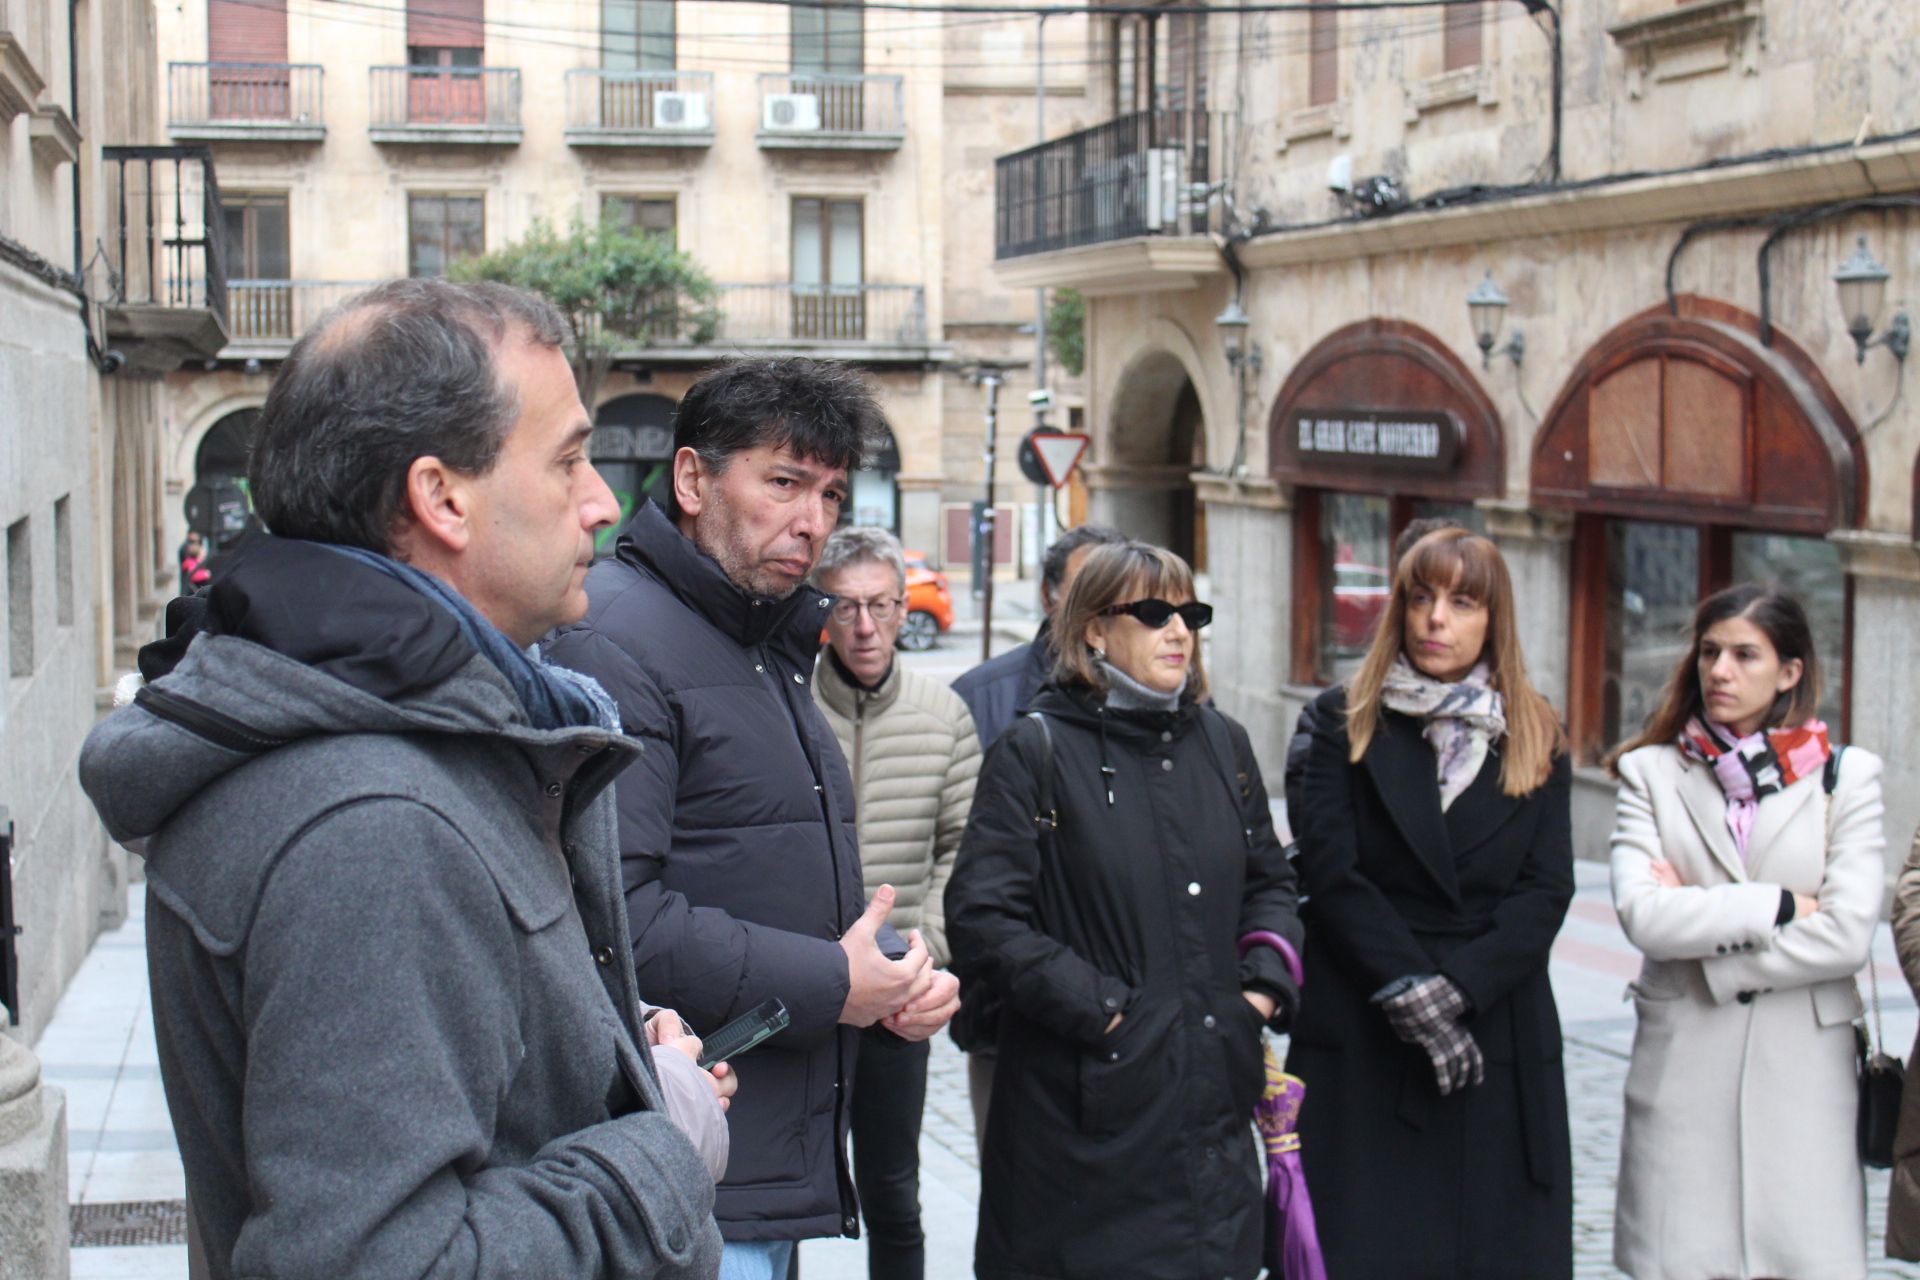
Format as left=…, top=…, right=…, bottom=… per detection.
left=1287, top=527, right=1574, bottom=1279
left=947, top=540, right=1304, bottom=1280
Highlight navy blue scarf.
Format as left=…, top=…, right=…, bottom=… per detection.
left=320, top=544, right=616, bottom=733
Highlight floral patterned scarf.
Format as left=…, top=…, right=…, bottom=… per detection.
left=1379, top=657, right=1507, bottom=811
left=1677, top=716, right=1832, bottom=862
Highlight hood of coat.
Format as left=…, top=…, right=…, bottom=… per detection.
left=81, top=535, right=637, bottom=848
left=615, top=501, right=832, bottom=668
left=813, top=647, right=900, bottom=720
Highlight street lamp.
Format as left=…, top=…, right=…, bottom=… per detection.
left=1466, top=270, right=1524, bottom=371
left=1214, top=298, right=1260, bottom=476
left=1833, top=235, right=1910, bottom=366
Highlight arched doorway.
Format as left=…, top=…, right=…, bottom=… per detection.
left=593, top=393, right=678, bottom=554
left=190, top=408, right=260, bottom=550
left=848, top=425, right=901, bottom=531
left=1532, top=297, right=1863, bottom=759
left=1269, top=318, right=1505, bottom=687
left=1101, top=349, right=1207, bottom=568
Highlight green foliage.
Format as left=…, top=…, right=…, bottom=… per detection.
left=1046, top=288, right=1086, bottom=379
left=450, top=214, right=722, bottom=405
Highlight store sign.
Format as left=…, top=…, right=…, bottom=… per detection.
left=592, top=423, right=674, bottom=462
left=1291, top=409, right=1463, bottom=473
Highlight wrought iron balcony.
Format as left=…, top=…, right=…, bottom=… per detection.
left=565, top=69, right=715, bottom=147
left=756, top=73, right=904, bottom=151
left=995, top=109, right=1223, bottom=259
left=369, top=66, right=522, bottom=144
left=167, top=62, right=325, bottom=141
left=100, top=146, right=229, bottom=371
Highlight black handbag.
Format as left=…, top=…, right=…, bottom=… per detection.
left=1858, top=927, right=1905, bottom=1169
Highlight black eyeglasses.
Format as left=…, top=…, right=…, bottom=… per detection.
left=1099, top=599, right=1213, bottom=630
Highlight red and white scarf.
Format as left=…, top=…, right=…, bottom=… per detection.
left=1677, top=716, right=1832, bottom=862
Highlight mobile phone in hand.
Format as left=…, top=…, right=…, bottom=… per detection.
left=697, top=999, right=791, bottom=1069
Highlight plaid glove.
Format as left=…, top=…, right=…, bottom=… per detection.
left=1379, top=975, right=1485, bottom=1096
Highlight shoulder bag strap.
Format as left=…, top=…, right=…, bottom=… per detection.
left=1025, top=710, right=1058, bottom=841
left=1195, top=706, right=1255, bottom=849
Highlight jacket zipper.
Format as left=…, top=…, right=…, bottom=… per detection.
left=851, top=695, right=864, bottom=827
left=135, top=684, right=291, bottom=753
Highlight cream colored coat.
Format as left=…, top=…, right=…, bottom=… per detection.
left=813, top=657, right=980, bottom=968
left=1609, top=743, right=1885, bottom=1280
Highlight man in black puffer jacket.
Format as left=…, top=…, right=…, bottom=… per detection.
left=546, top=358, right=961, bottom=1280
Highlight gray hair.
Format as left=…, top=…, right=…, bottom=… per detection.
left=814, top=526, right=907, bottom=595
left=248, top=278, right=571, bottom=554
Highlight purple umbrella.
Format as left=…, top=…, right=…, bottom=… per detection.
left=1238, top=932, right=1327, bottom=1280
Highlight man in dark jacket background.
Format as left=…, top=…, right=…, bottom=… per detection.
left=546, top=357, right=961, bottom=1280
left=79, top=280, right=731, bottom=1279
left=947, top=521, right=1122, bottom=1142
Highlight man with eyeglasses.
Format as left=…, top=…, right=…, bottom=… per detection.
left=810, top=526, right=979, bottom=1280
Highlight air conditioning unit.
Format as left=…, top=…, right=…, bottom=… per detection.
left=763, top=93, right=822, bottom=131
left=653, top=90, right=710, bottom=130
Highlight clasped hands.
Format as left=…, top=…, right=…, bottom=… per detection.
left=1379, top=974, right=1483, bottom=1096
left=839, top=884, right=962, bottom=1041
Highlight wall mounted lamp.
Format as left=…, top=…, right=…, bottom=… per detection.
left=1215, top=298, right=1261, bottom=476
left=1467, top=270, right=1525, bottom=371
left=1833, top=235, right=1911, bottom=366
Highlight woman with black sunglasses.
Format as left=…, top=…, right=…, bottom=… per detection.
left=1285, top=527, right=1574, bottom=1279
left=946, top=540, right=1303, bottom=1280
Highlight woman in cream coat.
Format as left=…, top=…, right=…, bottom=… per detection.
left=1609, top=584, right=1884, bottom=1280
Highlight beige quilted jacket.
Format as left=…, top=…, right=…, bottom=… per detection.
left=813, top=655, right=981, bottom=967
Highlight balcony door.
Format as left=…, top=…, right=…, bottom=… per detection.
left=221, top=193, right=291, bottom=340
left=792, top=0, right=863, bottom=129
left=406, top=0, right=484, bottom=123
left=791, top=198, right=862, bottom=341
left=208, top=0, right=290, bottom=120
left=602, top=0, right=675, bottom=127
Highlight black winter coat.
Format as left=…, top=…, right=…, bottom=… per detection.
left=946, top=683, right=1303, bottom=1280
left=1285, top=686, right=1574, bottom=1280
left=545, top=502, right=885, bottom=1243
left=951, top=621, right=1054, bottom=748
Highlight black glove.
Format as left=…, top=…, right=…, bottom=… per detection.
left=1379, top=975, right=1485, bottom=1096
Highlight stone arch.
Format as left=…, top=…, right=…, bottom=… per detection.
left=176, top=394, right=267, bottom=484
left=592, top=392, right=680, bottom=549
left=1095, top=322, right=1223, bottom=567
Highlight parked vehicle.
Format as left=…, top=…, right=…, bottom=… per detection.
left=1331, top=561, right=1389, bottom=650
left=900, top=551, right=954, bottom=651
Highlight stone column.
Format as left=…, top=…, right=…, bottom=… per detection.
left=1480, top=502, right=1576, bottom=713
left=1831, top=531, right=1920, bottom=880
left=0, top=1034, right=69, bottom=1280
left=1195, top=475, right=1295, bottom=775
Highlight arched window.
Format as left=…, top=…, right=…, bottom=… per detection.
left=592, top=392, right=678, bottom=553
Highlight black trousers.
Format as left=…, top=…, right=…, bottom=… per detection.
left=851, top=1025, right=930, bottom=1280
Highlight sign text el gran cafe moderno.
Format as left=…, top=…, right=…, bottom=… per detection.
left=1291, top=409, right=1464, bottom=475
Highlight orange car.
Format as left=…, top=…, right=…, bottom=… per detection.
left=820, top=549, right=956, bottom=653
left=899, top=550, right=955, bottom=651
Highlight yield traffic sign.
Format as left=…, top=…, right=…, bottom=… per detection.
left=1028, top=431, right=1090, bottom=489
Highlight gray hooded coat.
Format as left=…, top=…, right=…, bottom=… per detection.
left=78, top=537, right=723, bottom=1280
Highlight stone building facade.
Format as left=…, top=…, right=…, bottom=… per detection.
left=992, top=0, right=1920, bottom=859
left=154, top=0, right=1089, bottom=576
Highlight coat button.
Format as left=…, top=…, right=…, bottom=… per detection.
left=1203, top=1014, right=1217, bottom=1029
left=1160, top=758, right=1174, bottom=772
left=1737, top=990, right=1754, bottom=1004
left=1187, top=881, right=1202, bottom=896
left=1206, top=1146, right=1219, bottom=1160
left=1104, top=996, right=1120, bottom=1010
left=668, top=1231, right=687, bottom=1252
left=755, top=664, right=764, bottom=673
left=545, top=781, right=563, bottom=798
left=794, top=673, right=806, bottom=684
left=1161, top=730, right=1173, bottom=743
left=1107, top=1050, right=1120, bottom=1062
left=845, top=1216, right=857, bottom=1232
left=594, top=946, right=614, bottom=966
left=1716, top=944, right=1728, bottom=955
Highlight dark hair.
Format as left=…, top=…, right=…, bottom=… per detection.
left=666, top=357, right=884, bottom=518
left=1608, top=582, right=1822, bottom=773
left=1392, top=516, right=1464, bottom=567
left=1041, top=524, right=1126, bottom=606
left=248, top=278, right=570, bottom=554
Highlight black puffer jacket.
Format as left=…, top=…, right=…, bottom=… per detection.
left=946, top=682, right=1303, bottom=1280
left=545, top=501, right=884, bottom=1243
left=951, top=621, right=1055, bottom=748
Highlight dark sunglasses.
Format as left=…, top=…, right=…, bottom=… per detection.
left=1099, top=598, right=1213, bottom=630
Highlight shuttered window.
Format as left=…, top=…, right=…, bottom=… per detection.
left=209, top=0, right=287, bottom=63
left=1443, top=2, right=1483, bottom=71
left=1308, top=10, right=1337, bottom=106
left=408, top=0, right=483, bottom=51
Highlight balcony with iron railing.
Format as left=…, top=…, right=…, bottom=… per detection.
left=565, top=69, right=715, bottom=148
left=991, top=109, right=1229, bottom=293
left=207, top=280, right=939, bottom=365
left=369, top=65, right=522, bottom=145
left=167, top=62, right=325, bottom=142
left=99, top=145, right=229, bottom=371
left=756, top=73, right=905, bottom=151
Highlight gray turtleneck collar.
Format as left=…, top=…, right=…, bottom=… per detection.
left=1095, top=657, right=1185, bottom=713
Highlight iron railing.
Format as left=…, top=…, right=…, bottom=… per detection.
left=995, top=109, right=1223, bottom=259
left=709, top=283, right=926, bottom=346
left=168, top=62, right=324, bottom=130
left=565, top=69, right=715, bottom=136
left=101, top=145, right=227, bottom=325
left=756, top=72, right=905, bottom=139
left=370, top=65, right=521, bottom=132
